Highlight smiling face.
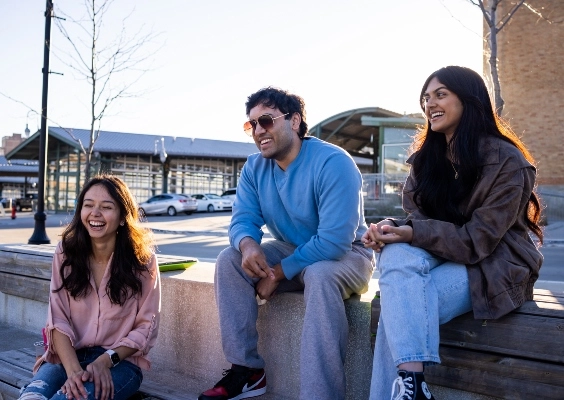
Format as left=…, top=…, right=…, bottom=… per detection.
left=248, top=103, right=302, bottom=170
left=422, top=77, right=464, bottom=142
left=80, top=184, right=122, bottom=243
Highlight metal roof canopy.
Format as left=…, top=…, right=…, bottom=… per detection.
left=6, top=127, right=260, bottom=161
left=5, top=128, right=63, bottom=161
left=0, top=156, right=39, bottom=178
left=308, top=107, right=422, bottom=161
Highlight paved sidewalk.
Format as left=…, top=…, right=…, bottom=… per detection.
left=541, top=220, right=564, bottom=246
left=142, top=216, right=564, bottom=245
left=2, top=210, right=564, bottom=242
left=143, top=214, right=564, bottom=242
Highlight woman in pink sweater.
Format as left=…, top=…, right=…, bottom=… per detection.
left=19, top=174, right=160, bottom=400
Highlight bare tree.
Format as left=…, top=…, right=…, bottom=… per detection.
left=465, top=0, right=560, bottom=115
left=53, top=0, right=160, bottom=181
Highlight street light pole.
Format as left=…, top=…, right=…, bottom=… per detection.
left=29, top=0, right=53, bottom=244
left=155, top=138, right=168, bottom=193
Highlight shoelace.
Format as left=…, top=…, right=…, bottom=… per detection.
left=390, top=375, right=414, bottom=400
left=216, top=369, right=239, bottom=387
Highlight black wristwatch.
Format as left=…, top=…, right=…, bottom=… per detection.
left=105, top=349, right=120, bottom=367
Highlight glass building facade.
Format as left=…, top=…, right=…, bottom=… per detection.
left=45, top=150, right=244, bottom=213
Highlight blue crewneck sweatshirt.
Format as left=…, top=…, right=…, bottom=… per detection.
left=229, top=137, right=368, bottom=279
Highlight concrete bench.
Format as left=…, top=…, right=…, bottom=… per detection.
left=0, top=244, right=375, bottom=399
left=371, top=289, right=564, bottom=399
left=4, top=243, right=537, bottom=399
left=128, top=262, right=376, bottom=400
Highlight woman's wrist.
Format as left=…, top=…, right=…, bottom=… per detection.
left=65, top=368, right=85, bottom=378
left=96, top=353, right=113, bottom=369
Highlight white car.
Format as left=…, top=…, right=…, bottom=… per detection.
left=139, top=193, right=198, bottom=216
left=191, top=193, right=232, bottom=213
left=221, top=187, right=237, bottom=202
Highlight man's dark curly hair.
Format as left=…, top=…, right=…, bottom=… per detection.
left=245, top=86, right=308, bottom=139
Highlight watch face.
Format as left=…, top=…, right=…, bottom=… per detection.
left=107, top=350, right=120, bottom=366
left=110, top=352, right=120, bottom=365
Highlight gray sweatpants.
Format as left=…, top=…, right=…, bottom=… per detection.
left=214, top=240, right=374, bottom=400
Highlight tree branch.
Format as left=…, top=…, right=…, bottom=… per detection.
left=523, top=2, right=563, bottom=24
left=497, top=0, right=526, bottom=33
left=0, top=92, right=88, bottom=155
left=474, top=0, right=493, bottom=27
left=52, top=0, right=162, bottom=180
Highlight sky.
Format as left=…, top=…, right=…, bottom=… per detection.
left=0, top=0, right=483, bottom=145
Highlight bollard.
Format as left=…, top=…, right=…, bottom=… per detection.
left=11, top=205, right=16, bottom=219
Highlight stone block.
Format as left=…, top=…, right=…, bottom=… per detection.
left=149, top=262, right=378, bottom=400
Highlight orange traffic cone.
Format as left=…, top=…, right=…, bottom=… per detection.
left=11, top=206, right=16, bottom=220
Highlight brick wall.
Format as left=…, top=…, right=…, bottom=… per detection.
left=1, top=133, right=24, bottom=156
left=487, top=0, right=564, bottom=184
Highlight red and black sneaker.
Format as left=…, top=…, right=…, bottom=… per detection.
left=198, top=365, right=267, bottom=400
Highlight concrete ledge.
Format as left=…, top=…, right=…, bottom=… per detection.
left=150, top=262, right=378, bottom=400
left=145, top=264, right=498, bottom=400
left=0, top=292, right=47, bottom=333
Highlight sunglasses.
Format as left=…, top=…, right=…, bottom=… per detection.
left=243, top=113, right=289, bottom=136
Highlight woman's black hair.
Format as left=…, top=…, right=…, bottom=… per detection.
left=410, top=66, right=543, bottom=242
left=56, top=174, right=155, bottom=305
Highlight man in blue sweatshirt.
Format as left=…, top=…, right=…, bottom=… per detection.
left=198, top=87, right=374, bottom=400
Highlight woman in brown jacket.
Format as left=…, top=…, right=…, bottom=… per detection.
left=365, top=66, right=543, bottom=400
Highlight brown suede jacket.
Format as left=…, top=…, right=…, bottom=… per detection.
left=394, top=135, right=543, bottom=320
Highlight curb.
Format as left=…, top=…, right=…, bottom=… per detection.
left=150, top=228, right=227, bottom=236
left=542, top=239, right=564, bottom=247
left=149, top=228, right=274, bottom=239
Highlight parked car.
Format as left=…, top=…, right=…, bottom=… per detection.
left=138, top=193, right=197, bottom=216
left=191, top=193, right=232, bottom=213
left=221, top=187, right=237, bottom=202
left=15, top=194, right=38, bottom=211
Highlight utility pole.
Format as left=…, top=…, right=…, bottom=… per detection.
left=29, top=0, right=53, bottom=244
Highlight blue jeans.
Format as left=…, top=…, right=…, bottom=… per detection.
left=369, top=243, right=472, bottom=400
left=19, top=346, right=142, bottom=400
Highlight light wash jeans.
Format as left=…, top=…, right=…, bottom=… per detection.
left=369, top=243, right=472, bottom=400
left=19, top=346, right=142, bottom=400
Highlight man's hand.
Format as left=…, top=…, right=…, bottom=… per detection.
left=256, top=263, right=285, bottom=301
left=85, top=355, right=114, bottom=400
left=240, top=237, right=275, bottom=279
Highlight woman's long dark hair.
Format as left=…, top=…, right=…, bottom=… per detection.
left=410, top=66, right=543, bottom=242
left=56, top=174, right=155, bottom=305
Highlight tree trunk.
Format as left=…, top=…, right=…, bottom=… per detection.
left=475, top=0, right=529, bottom=116
left=85, top=0, right=97, bottom=184
left=487, top=1, right=505, bottom=115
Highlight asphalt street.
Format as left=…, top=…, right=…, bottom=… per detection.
left=1, top=210, right=563, bottom=283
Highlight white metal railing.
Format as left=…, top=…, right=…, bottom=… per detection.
left=362, top=173, right=407, bottom=200
left=538, top=190, right=564, bottom=222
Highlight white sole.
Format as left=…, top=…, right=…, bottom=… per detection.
left=230, top=386, right=267, bottom=400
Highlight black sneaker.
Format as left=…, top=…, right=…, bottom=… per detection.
left=391, top=370, right=435, bottom=400
left=198, top=365, right=267, bottom=400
